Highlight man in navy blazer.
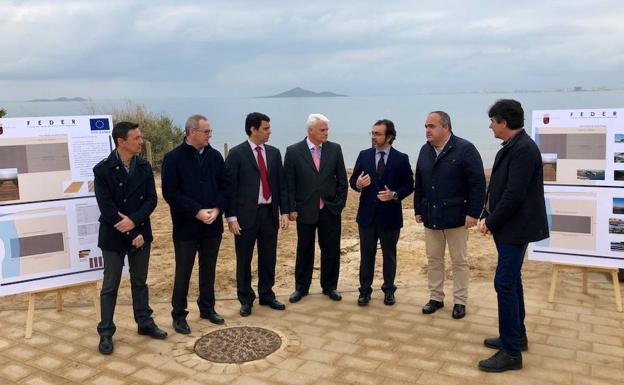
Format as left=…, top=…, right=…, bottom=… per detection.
left=350, top=119, right=414, bottom=306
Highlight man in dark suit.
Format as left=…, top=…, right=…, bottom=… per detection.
left=350, top=119, right=414, bottom=306
left=162, top=114, right=229, bottom=334
left=284, top=113, right=348, bottom=303
left=225, top=112, right=289, bottom=317
left=94, top=121, right=167, bottom=355
left=478, top=99, right=549, bottom=372
left=414, top=111, right=486, bottom=320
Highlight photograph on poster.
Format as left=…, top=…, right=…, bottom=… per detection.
left=542, top=153, right=557, bottom=181
left=0, top=168, right=19, bottom=202
left=609, top=218, right=624, bottom=234
left=615, top=171, right=624, bottom=181
left=613, top=198, right=624, bottom=214
left=577, top=169, right=605, bottom=180
left=615, top=153, right=624, bottom=163
left=610, top=242, right=624, bottom=252
left=616, top=134, right=624, bottom=143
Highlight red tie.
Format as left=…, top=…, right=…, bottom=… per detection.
left=256, top=146, right=271, bottom=200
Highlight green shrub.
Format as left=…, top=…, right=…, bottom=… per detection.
left=110, top=104, right=184, bottom=171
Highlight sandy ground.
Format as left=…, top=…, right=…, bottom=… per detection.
left=0, top=172, right=554, bottom=310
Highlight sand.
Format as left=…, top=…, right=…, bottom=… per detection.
left=0, top=173, right=554, bottom=310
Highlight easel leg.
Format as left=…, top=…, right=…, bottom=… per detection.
left=56, top=289, right=64, bottom=312
left=611, top=271, right=623, bottom=312
left=93, top=281, right=101, bottom=320
left=548, top=264, right=559, bottom=302
left=582, top=268, right=589, bottom=294
left=25, top=293, right=35, bottom=339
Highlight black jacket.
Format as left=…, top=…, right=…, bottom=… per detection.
left=349, top=147, right=414, bottom=229
left=224, top=141, right=289, bottom=229
left=284, top=139, right=348, bottom=224
left=414, top=134, right=486, bottom=229
left=483, top=129, right=549, bottom=244
left=161, top=140, right=228, bottom=240
left=94, top=151, right=157, bottom=253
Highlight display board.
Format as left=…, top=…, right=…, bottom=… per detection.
left=529, top=108, right=624, bottom=268
left=0, top=116, right=113, bottom=295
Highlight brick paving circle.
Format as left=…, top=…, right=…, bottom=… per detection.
left=194, top=326, right=282, bottom=363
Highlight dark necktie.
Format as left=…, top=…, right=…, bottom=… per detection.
left=256, top=146, right=271, bottom=200
left=377, top=151, right=386, bottom=177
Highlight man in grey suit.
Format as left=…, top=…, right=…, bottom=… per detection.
left=284, top=113, right=348, bottom=303
left=225, top=112, right=290, bottom=317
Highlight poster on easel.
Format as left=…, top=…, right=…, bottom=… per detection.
left=528, top=108, right=624, bottom=268
left=0, top=115, right=113, bottom=296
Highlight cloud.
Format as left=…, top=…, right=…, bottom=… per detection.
left=1, top=0, right=623, bottom=99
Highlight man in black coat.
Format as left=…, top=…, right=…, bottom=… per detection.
left=284, top=113, right=348, bottom=303
left=478, top=99, right=549, bottom=372
left=225, top=112, right=289, bottom=317
left=414, top=111, right=486, bottom=319
left=94, top=121, right=166, bottom=355
left=162, top=114, right=229, bottom=334
left=350, top=119, right=414, bottom=306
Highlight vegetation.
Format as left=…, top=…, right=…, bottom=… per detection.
left=0, top=108, right=6, bottom=118
left=110, top=104, right=184, bottom=171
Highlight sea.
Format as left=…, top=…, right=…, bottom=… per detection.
left=3, top=91, right=624, bottom=168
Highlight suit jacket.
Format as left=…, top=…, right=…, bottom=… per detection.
left=414, top=134, right=486, bottom=229
left=483, top=129, right=549, bottom=244
left=225, top=141, right=288, bottom=229
left=161, top=140, right=228, bottom=240
left=349, top=147, right=414, bottom=229
left=284, top=138, right=348, bottom=224
left=94, top=150, right=157, bottom=253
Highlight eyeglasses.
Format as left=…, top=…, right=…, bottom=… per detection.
left=194, top=128, right=212, bottom=134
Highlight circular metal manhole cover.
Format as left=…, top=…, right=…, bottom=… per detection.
left=194, top=326, right=282, bottom=363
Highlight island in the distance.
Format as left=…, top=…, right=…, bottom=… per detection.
left=257, top=87, right=347, bottom=98
left=27, top=97, right=88, bottom=102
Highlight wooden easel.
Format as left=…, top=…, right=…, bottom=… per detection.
left=25, top=281, right=100, bottom=339
left=548, top=263, right=622, bottom=312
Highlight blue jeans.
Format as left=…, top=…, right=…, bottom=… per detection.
left=494, top=242, right=528, bottom=355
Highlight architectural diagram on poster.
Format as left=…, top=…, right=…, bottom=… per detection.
left=529, top=108, right=624, bottom=268
left=0, top=116, right=113, bottom=296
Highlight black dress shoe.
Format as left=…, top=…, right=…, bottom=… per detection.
left=172, top=319, right=191, bottom=335
left=484, top=335, right=528, bottom=351
left=240, top=304, right=252, bottom=317
left=383, top=292, right=396, bottom=306
left=422, top=299, right=444, bottom=314
left=289, top=290, right=307, bottom=303
left=478, top=350, right=523, bottom=372
left=200, top=311, right=225, bottom=325
left=357, top=293, right=371, bottom=306
left=138, top=324, right=168, bottom=339
left=452, top=304, right=466, bottom=319
left=323, top=289, right=342, bottom=301
left=259, top=298, right=286, bottom=310
left=98, top=335, right=113, bottom=355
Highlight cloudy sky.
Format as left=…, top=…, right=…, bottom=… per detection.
left=2, top=0, right=623, bottom=100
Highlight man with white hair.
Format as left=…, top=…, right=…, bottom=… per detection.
left=284, top=114, right=348, bottom=303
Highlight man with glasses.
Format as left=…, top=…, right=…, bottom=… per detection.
left=162, top=114, right=229, bottom=334
left=350, top=119, right=413, bottom=306
left=414, top=111, right=485, bottom=319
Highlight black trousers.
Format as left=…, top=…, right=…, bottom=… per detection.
left=294, top=207, right=341, bottom=293
left=235, top=205, right=278, bottom=305
left=98, top=245, right=154, bottom=337
left=171, top=235, right=222, bottom=320
left=358, top=224, right=400, bottom=296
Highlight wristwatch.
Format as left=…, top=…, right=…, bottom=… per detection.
left=392, top=191, right=398, bottom=200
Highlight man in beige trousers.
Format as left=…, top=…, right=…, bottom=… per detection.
left=414, top=111, right=486, bottom=319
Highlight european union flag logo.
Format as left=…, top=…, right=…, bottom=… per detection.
left=90, top=118, right=110, bottom=131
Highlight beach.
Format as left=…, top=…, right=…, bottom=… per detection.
left=0, top=171, right=555, bottom=310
